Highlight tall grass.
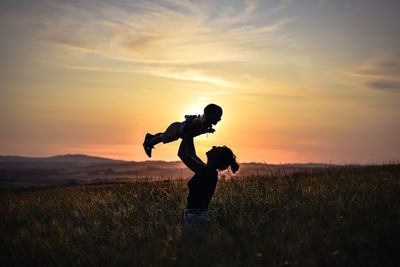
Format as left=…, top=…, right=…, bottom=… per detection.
left=1, top=164, right=399, bottom=266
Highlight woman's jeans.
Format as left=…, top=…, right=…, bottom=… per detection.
left=184, top=209, right=210, bottom=230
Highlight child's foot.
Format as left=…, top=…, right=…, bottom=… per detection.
left=143, top=144, right=153, bottom=158
left=144, top=133, right=152, bottom=144
left=143, top=133, right=154, bottom=158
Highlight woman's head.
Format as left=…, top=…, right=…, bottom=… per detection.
left=206, top=146, right=239, bottom=173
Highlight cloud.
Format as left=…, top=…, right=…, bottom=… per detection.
left=54, top=39, right=96, bottom=52
left=37, top=0, right=296, bottom=64
left=349, top=53, right=400, bottom=78
left=272, top=0, right=293, bottom=13
left=347, top=52, right=400, bottom=92
left=211, top=0, right=258, bottom=25
left=138, top=67, right=236, bottom=88
left=3, top=0, right=299, bottom=90
left=365, top=80, right=400, bottom=92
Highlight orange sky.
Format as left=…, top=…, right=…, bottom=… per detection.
left=1, top=0, right=400, bottom=163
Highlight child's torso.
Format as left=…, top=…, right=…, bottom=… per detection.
left=181, top=115, right=211, bottom=137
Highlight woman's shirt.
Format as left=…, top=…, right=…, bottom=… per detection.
left=186, top=166, right=218, bottom=209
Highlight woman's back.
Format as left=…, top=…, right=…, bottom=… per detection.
left=186, top=166, right=218, bottom=209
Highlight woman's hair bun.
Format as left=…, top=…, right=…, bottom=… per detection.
left=217, top=145, right=239, bottom=173
left=230, top=159, right=239, bottom=173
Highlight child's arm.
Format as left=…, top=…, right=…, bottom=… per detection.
left=196, top=125, right=215, bottom=135
left=205, top=126, right=215, bottom=133
left=185, top=121, right=215, bottom=137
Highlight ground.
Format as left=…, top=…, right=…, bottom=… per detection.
left=1, top=164, right=399, bottom=266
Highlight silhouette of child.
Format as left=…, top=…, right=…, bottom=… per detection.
left=143, top=104, right=223, bottom=158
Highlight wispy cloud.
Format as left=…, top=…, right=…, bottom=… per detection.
left=7, top=0, right=296, bottom=89
left=347, top=52, right=400, bottom=92
left=1, top=0, right=301, bottom=92
left=138, top=66, right=236, bottom=88
left=364, top=80, right=400, bottom=92
left=272, top=0, right=293, bottom=13
left=348, top=53, right=400, bottom=78
left=210, top=0, right=258, bottom=26
left=36, top=1, right=295, bottom=63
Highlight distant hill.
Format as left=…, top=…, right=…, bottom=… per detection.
left=0, top=154, right=187, bottom=169
left=0, top=154, right=334, bottom=167
left=0, top=154, right=338, bottom=188
left=47, top=154, right=126, bottom=164
left=0, top=154, right=125, bottom=164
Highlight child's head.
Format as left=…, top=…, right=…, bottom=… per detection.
left=204, top=104, right=223, bottom=125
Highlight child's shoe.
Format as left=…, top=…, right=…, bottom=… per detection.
left=143, top=145, right=153, bottom=158
left=143, top=133, right=153, bottom=158
left=144, top=133, right=152, bottom=144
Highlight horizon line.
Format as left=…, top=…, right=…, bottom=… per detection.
left=1, top=153, right=398, bottom=166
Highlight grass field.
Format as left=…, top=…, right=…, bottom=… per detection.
left=1, top=164, right=399, bottom=266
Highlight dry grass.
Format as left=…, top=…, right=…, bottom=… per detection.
left=1, top=164, right=399, bottom=266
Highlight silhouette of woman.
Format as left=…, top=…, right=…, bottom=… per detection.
left=178, top=133, right=239, bottom=229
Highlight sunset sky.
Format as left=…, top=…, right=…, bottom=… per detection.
left=1, top=0, right=399, bottom=163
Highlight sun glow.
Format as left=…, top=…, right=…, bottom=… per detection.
left=1, top=0, right=399, bottom=163
left=183, top=102, right=207, bottom=117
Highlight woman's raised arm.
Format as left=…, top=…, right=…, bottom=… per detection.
left=178, top=134, right=205, bottom=173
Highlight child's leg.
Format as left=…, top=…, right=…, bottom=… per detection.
left=149, top=133, right=163, bottom=147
